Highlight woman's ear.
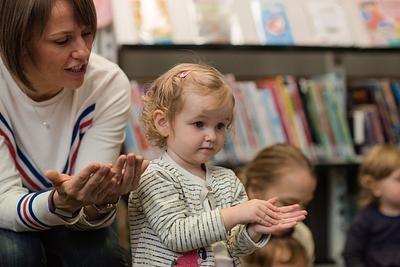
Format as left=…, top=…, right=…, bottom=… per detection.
left=153, top=109, right=170, bottom=137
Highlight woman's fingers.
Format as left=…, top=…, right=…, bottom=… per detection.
left=131, top=155, right=143, bottom=189
left=112, top=155, right=126, bottom=184
left=79, top=166, right=111, bottom=202
left=73, top=163, right=102, bottom=189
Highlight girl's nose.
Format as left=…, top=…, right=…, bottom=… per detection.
left=205, top=129, right=216, bottom=142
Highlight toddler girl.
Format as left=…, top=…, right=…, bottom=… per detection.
left=129, top=63, right=307, bottom=266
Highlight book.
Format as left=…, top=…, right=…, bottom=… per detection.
left=305, top=0, right=353, bottom=46
left=377, top=0, right=400, bottom=46
left=130, top=0, right=173, bottom=44
left=111, top=0, right=138, bottom=44
left=356, top=0, right=391, bottom=46
left=190, top=0, right=233, bottom=44
left=251, top=0, right=294, bottom=45
left=232, top=0, right=263, bottom=44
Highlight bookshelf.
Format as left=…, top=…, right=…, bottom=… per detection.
left=118, top=45, right=400, bottom=80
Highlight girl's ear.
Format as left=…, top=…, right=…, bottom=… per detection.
left=153, top=109, right=170, bottom=137
left=362, top=175, right=382, bottom=197
left=370, top=180, right=382, bottom=198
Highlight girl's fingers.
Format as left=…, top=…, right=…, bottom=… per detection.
left=262, top=205, right=281, bottom=220
left=279, top=210, right=308, bottom=220
left=278, top=203, right=302, bottom=213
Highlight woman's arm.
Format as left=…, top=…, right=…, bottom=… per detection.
left=0, top=137, right=83, bottom=232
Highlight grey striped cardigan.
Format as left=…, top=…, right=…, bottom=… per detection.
left=129, top=158, right=268, bottom=266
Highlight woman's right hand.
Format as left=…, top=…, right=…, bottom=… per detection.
left=45, top=153, right=149, bottom=213
left=45, top=163, right=114, bottom=213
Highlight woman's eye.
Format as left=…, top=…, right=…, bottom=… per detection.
left=82, top=31, right=93, bottom=38
left=55, top=38, right=69, bottom=45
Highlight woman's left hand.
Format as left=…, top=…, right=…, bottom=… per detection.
left=96, top=153, right=149, bottom=204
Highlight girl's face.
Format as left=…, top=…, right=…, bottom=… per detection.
left=373, top=168, right=400, bottom=216
left=250, top=168, right=316, bottom=209
left=165, top=92, right=232, bottom=174
left=22, top=0, right=94, bottom=101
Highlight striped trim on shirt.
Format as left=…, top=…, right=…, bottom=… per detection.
left=0, top=104, right=95, bottom=230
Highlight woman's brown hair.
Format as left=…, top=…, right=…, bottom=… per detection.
left=0, top=0, right=97, bottom=89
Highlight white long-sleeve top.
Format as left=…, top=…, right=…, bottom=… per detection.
left=129, top=153, right=269, bottom=266
left=0, top=53, right=131, bottom=232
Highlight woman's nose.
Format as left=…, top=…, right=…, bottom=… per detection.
left=71, top=39, right=90, bottom=60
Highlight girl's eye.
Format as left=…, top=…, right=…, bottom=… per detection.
left=216, top=123, right=226, bottom=130
left=194, top=121, right=204, bottom=128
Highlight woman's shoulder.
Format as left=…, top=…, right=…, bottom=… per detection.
left=84, top=53, right=129, bottom=86
left=87, top=53, right=120, bottom=72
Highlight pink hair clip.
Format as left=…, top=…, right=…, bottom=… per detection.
left=178, top=70, right=191, bottom=78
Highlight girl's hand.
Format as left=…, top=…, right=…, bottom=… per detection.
left=221, top=197, right=282, bottom=231
left=248, top=203, right=307, bottom=239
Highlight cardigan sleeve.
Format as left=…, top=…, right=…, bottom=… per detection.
left=225, top=176, right=269, bottom=256
left=137, top=165, right=227, bottom=253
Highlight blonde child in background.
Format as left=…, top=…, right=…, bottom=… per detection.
left=240, top=144, right=317, bottom=267
left=129, top=63, right=307, bottom=266
left=244, top=235, right=309, bottom=267
left=343, top=145, right=400, bottom=267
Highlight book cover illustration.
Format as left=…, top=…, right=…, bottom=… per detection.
left=259, top=1, right=294, bottom=45
left=358, top=0, right=391, bottom=46
left=191, top=0, right=233, bottom=44
left=131, top=0, right=173, bottom=44
left=379, top=0, right=400, bottom=46
left=306, top=0, right=353, bottom=46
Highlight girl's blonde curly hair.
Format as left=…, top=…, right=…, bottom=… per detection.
left=141, top=63, right=235, bottom=148
left=358, top=145, right=400, bottom=208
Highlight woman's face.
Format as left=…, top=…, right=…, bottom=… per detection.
left=22, top=0, right=94, bottom=101
left=249, top=168, right=317, bottom=209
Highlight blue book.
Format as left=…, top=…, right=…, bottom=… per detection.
left=260, top=2, right=294, bottom=45
left=391, top=80, right=400, bottom=112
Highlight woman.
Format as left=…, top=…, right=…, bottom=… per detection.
left=0, top=0, right=147, bottom=266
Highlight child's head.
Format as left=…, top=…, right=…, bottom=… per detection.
left=243, top=235, right=309, bottom=267
left=141, top=63, right=234, bottom=164
left=242, top=143, right=316, bottom=208
left=358, top=145, right=400, bottom=211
